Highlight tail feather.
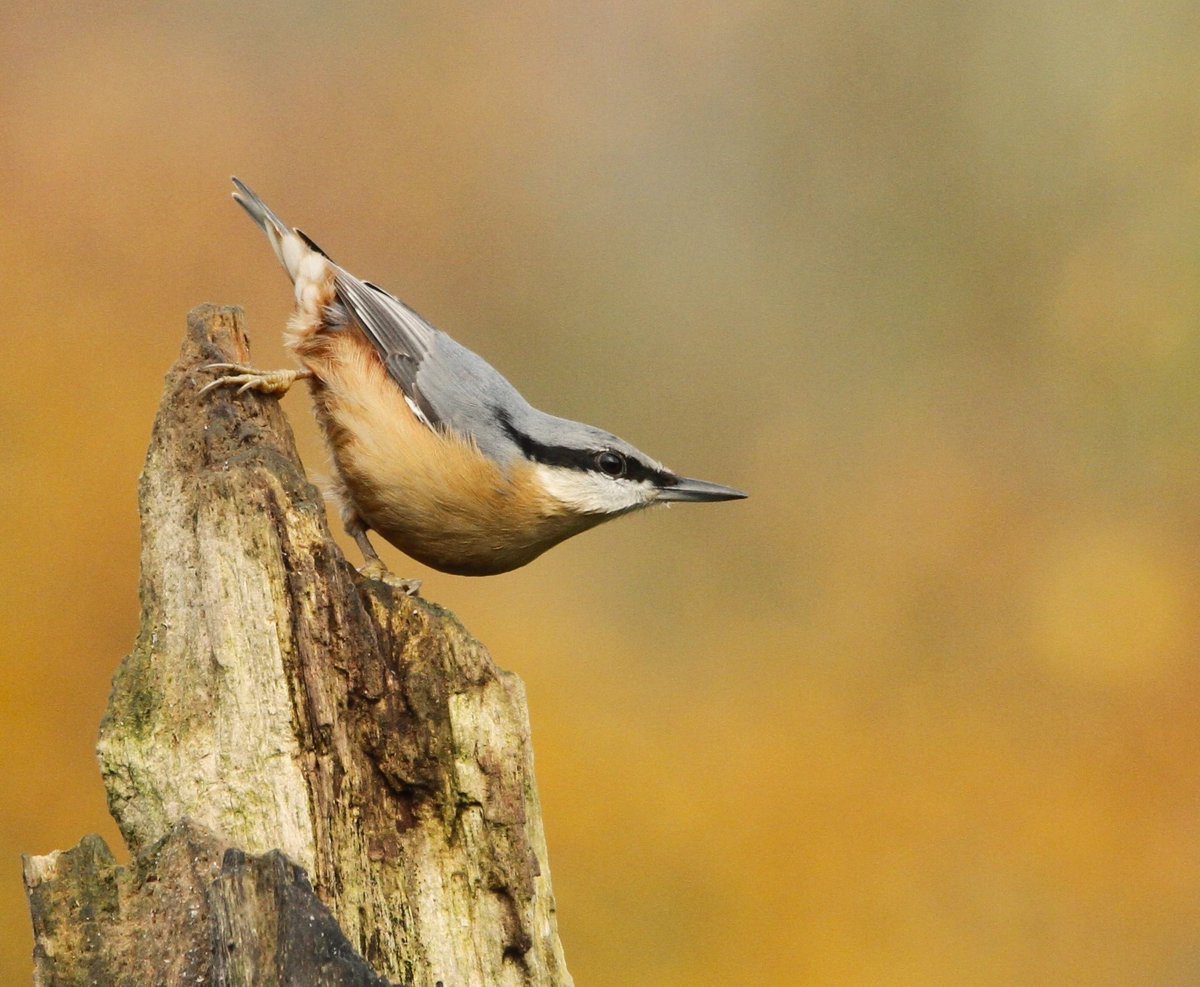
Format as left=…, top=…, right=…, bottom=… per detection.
left=231, top=177, right=308, bottom=282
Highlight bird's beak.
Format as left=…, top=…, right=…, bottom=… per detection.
left=656, top=475, right=748, bottom=503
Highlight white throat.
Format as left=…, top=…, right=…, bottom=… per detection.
left=533, top=464, right=654, bottom=516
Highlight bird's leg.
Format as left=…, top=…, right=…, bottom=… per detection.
left=200, top=363, right=313, bottom=397
left=349, top=521, right=422, bottom=596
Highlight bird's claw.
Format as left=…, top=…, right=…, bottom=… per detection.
left=357, top=560, right=422, bottom=596
left=200, top=363, right=307, bottom=397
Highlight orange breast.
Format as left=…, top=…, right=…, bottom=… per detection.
left=295, top=330, right=599, bottom=575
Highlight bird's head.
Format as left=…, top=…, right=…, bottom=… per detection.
left=495, top=408, right=746, bottom=520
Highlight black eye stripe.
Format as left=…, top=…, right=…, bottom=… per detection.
left=495, top=408, right=674, bottom=486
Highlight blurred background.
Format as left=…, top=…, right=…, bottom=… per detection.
left=3, top=2, right=1200, bottom=983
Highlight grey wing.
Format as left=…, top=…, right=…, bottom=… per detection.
left=333, top=270, right=442, bottom=425
left=332, top=269, right=533, bottom=463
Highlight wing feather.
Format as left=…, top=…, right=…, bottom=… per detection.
left=332, top=268, right=538, bottom=466
left=333, top=271, right=442, bottom=426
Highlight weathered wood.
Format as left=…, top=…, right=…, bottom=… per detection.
left=24, top=821, right=226, bottom=986
left=22, top=819, right=399, bottom=986
left=211, top=842, right=397, bottom=987
left=25, top=305, right=571, bottom=986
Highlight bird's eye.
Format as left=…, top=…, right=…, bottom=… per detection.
left=595, top=450, right=627, bottom=478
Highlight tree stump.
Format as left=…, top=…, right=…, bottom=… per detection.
left=22, top=305, right=572, bottom=987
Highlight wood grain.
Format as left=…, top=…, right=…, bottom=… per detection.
left=25, top=305, right=571, bottom=986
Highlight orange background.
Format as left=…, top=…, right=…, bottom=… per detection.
left=4, top=3, right=1200, bottom=984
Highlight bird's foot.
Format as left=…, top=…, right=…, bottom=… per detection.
left=357, top=559, right=422, bottom=596
left=200, top=363, right=311, bottom=397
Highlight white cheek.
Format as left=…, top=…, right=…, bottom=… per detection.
left=533, top=466, right=651, bottom=515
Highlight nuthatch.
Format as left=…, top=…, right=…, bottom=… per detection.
left=205, top=178, right=746, bottom=588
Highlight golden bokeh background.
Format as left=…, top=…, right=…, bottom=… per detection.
left=4, top=3, right=1200, bottom=983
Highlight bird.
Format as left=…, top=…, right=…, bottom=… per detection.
left=204, top=178, right=746, bottom=591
